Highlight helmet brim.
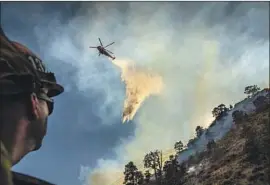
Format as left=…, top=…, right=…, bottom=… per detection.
left=41, top=80, right=64, bottom=97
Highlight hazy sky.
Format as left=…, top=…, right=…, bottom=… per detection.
left=1, top=2, right=269, bottom=185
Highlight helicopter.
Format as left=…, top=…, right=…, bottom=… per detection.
left=89, top=38, right=116, bottom=60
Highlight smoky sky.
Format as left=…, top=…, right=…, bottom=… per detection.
left=1, top=2, right=135, bottom=185
left=1, top=2, right=269, bottom=185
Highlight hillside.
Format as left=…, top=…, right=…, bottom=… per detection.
left=150, top=88, right=269, bottom=185
left=180, top=106, right=270, bottom=185
left=122, top=87, right=269, bottom=185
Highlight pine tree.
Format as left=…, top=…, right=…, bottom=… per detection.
left=174, top=141, right=184, bottom=155
left=195, top=126, right=204, bottom=138
left=143, top=150, right=163, bottom=182
left=123, top=162, right=144, bottom=185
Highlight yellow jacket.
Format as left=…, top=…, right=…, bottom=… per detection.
left=0, top=141, right=13, bottom=185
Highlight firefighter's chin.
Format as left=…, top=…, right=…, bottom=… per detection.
left=12, top=140, right=37, bottom=165
left=29, top=137, right=43, bottom=151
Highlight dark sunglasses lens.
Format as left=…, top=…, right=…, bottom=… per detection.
left=47, top=101, right=54, bottom=115
left=37, top=93, right=54, bottom=115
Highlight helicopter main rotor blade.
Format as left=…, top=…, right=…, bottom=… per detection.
left=98, top=38, right=103, bottom=46
left=104, top=42, right=115, bottom=48
left=89, top=46, right=97, bottom=48
left=105, top=49, right=113, bottom=54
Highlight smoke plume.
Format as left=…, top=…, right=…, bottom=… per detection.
left=25, top=2, right=268, bottom=185
left=111, top=59, right=164, bottom=123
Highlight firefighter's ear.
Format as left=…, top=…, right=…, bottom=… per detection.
left=29, top=93, right=40, bottom=119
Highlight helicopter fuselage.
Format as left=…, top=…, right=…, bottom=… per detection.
left=97, top=46, right=115, bottom=60
left=97, top=46, right=105, bottom=53
left=90, top=38, right=116, bottom=60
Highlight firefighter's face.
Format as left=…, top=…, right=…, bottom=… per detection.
left=28, top=88, right=51, bottom=151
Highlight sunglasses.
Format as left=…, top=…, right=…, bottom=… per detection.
left=36, top=93, right=54, bottom=115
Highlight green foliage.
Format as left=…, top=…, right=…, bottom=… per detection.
left=143, top=150, right=163, bottom=181
left=123, top=161, right=144, bottom=185
left=244, top=85, right=260, bottom=98
left=195, top=126, right=204, bottom=138
left=174, top=141, right=184, bottom=155
left=212, top=104, right=229, bottom=120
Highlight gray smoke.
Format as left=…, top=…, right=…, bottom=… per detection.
left=24, top=2, right=269, bottom=184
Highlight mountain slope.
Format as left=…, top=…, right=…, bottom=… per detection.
left=182, top=106, right=270, bottom=185
left=177, top=89, right=269, bottom=163
left=143, top=88, right=269, bottom=185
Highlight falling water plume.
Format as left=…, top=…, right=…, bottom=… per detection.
left=111, top=59, right=164, bottom=123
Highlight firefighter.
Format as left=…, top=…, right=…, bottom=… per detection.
left=0, top=26, right=64, bottom=185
